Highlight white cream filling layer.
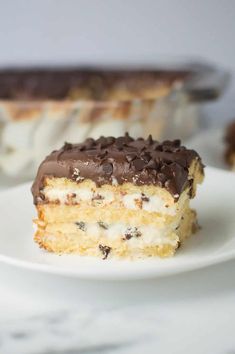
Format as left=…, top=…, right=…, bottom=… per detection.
left=45, top=187, right=114, bottom=203
left=44, top=187, right=186, bottom=215
left=76, top=222, right=179, bottom=247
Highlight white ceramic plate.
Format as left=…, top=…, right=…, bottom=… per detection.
left=0, top=166, right=234, bottom=280
left=187, top=127, right=228, bottom=170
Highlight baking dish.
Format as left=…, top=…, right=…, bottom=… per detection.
left=0, top=61, right=229, bottom=179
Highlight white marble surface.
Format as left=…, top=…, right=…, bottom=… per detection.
left=0, top=257, right=235, bottom=354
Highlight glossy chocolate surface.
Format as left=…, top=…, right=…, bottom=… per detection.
left=32, top=134, right=202, bottom=204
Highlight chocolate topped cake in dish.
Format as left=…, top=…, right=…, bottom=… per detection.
left=31, top=134, right=204, bottom=259
left=225, top=120, right=235, bottom=170
left=0, top=64, right=226, bottom=179
left=0, top=68, right=188, bottom=101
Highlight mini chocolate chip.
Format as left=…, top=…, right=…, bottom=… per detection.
left=99, top=244, right=111, bottom=259
left=84, top=138, right=95, bottom=149
left=123, top=227, right=142, bottom=240
left=126, top=153, right=137, bottom=162
left=75, top=221, right=86, bottom=231
left=115, top=137, right=126, bottom=150
left=106, top=136, right=115, bottom=145
left=141, top=193, right=149, bottom=202
left=188, top=179, right=194, bottom=198
left=97, top=136, right=109, bottom=148
left=152, top=142, right=162, bottom=151
left=98, top=221, right=109, bottom=229
left=146, top=159, right=157, bottom=169
left=163, top=140, right=172, bottom=146
left=147, top=134, right=153, bottom=144
left=99, top=151, right=108, bottom=159
left=173, top=139, right=181, bottom=146
left=92, top=194, right=104, bottom=201
left=123, top=232, right=132, bottom=240
left=162, top=145, right=174, bottom=153
left=124, top=132, right=133, bottom=143
left=140, top=152, right=151, bottom=163
left=132, top=158, right=145, bottom=171
left=102, top=163, right=113, bottom=174
left=116, top=144, right=123, bottom=151
left=78, top=145, right=86, bottom=151
left=63, top=142, right=73, bottom=150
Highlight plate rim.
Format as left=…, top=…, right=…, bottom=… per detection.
left=0, top=248, right=235, bottom=280
left=0, top=165, right=234, bottom=281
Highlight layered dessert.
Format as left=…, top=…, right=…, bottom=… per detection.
left=31, top=134, right=204, bottom=259
left=0, top=68, right=189, bottom=101
left=225, top=120, right=235, bottom=170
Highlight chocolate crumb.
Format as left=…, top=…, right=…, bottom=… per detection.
left=75, top=221, right=86, bottom=231
left=98, top=221, right=109, bottom=230
left=99, top=244, right=111, bottom=259
left=123, top=227, right=142, bottom=240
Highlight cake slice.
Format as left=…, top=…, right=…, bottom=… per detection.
left=31, top=134, right=204, bottom=259
left=225, top=120, right=235, bottom=170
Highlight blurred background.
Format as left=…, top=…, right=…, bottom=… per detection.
left=0, top=0, right=233, bottom=184
left=0, top=0, right=234, bottom=123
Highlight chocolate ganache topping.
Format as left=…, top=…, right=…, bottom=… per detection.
left=32, top=134, right=202, bottom=204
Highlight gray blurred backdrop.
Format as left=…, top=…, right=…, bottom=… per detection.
left=0, top=0, right=234, bottom=125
